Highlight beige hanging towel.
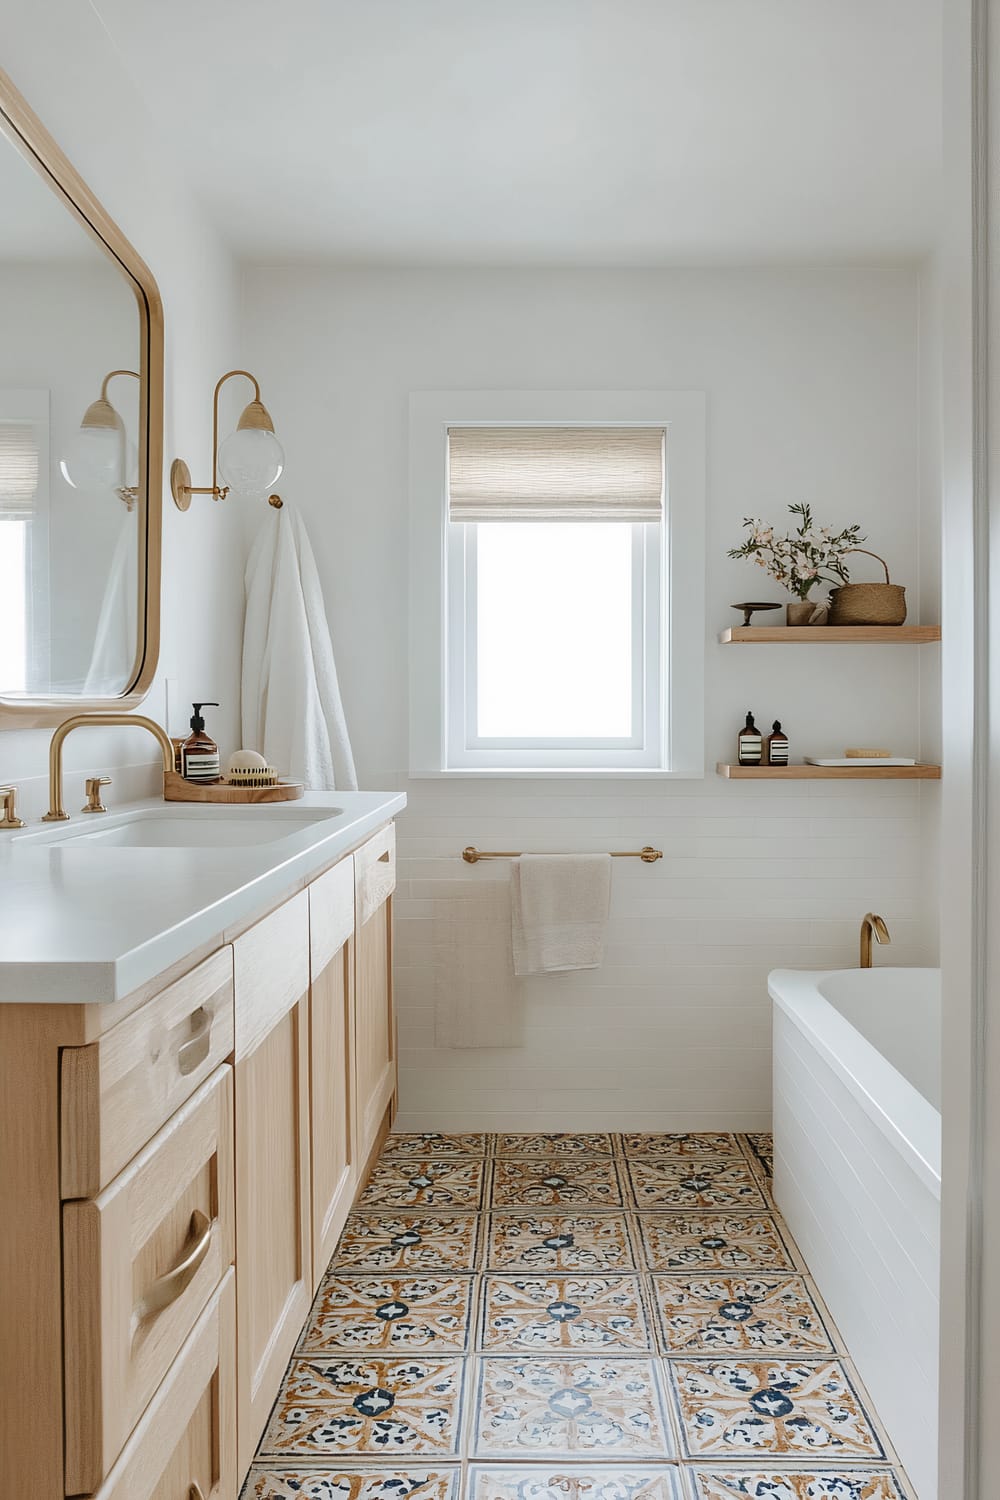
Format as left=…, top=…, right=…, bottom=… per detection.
left=434, top=878, right=523, bottom=1048
left=511, top=853, right=612, bottom=975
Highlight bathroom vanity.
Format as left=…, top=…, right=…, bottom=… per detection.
left=0, top=792, right=404, bottom=1500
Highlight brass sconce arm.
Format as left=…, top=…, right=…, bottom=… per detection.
left=170, top=369, right=284, bottom=511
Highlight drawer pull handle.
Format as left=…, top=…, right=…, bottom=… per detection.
left=177, top=1007, right=212, bottom=1076
left=189, top=1485, right=207, bottom=1500
left=133, top=1209, right=213, bottom=1325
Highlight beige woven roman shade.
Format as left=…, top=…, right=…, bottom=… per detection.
left=0, top=422, right=40, bottom=521
left=447, top=426, right=664, bottom=522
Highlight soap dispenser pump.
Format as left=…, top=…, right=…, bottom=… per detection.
left=181, top=702, right=222, bottom=783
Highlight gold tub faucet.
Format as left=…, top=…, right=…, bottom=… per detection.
left=860, top=912, right=891, bottom=968
left=43, top=713, right=174, bottom=822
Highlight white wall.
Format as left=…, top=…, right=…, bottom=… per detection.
left=0, top=5, right=245, bottom=815
left=244, top=264, right=934, bottom=1129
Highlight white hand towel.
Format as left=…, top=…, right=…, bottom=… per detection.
left=511, top=853, right=612, bottom=976
left=434, top=878, right=522, bottom=1047
left=242, top=500, right=358, bottom=791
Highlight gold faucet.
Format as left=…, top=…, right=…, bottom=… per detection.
left=860, top=912, right=891, bottom=968
left=43, top=714, right=174, bottom=822
left=0, top=786, right=25, bottom=829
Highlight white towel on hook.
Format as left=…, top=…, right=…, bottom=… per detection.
left=434, top=877, right=522, bottom=1047
left=242, top=500, right=358, bottom=790
left=511, top=853, right=612, bottom=975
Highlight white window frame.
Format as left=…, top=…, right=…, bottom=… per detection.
left=409, top=390, right=705, bottom=778
left=0, top=389, right=50, bottom=695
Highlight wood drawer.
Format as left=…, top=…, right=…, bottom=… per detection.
left=90, top=1269, right=236, bottom=1500
left=61, top=947, right=235, bottom=1198
left=354, top=822, right=396, bottom=928
left=310, top=855, right=354, bottom=978
left=233, top=890, right=309, bottom=1057
left=63, top=1065, right=235, bottom=1494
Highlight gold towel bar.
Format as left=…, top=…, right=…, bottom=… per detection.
left=462, top=845, right=663, bottom=864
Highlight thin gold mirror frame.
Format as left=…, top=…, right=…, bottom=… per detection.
left=0, top=68, right=163, bottom=727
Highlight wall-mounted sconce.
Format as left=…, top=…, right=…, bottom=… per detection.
left=60, top=369, right=139, bottom=510
left=170, top=369, right=284, bottom=512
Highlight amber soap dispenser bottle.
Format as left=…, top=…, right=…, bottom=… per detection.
left=737, top=711, right=763, bottom=766
left=181, top=702, right=222, bottom=783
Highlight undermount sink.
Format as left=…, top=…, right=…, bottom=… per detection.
left=18, top=805, right=344, bottom=849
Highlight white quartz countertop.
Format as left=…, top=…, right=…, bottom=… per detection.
left=0, top=790, right=406, bottom=1006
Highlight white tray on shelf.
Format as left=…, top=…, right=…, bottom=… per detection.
left=804, top=756, right=917, bottom=767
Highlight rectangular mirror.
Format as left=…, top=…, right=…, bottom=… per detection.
left=0, top=69, right=162, bottom=725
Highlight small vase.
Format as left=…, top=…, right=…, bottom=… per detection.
left=787, top=599, right=829, bottom=627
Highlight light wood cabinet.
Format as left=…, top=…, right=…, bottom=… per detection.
left=232, top=889, right=313, bottom=1475
left=91, top=1271, right=236, bottom=1500
left=308, top=857, right=357, bottom=1284
left=61, top=947, right=235, bottom=1198
left=63, top=1065, right=235, bottom=1493
left=353, top=824, right=397, bottom=1164
left=0, top=818, right=397, bottom=1500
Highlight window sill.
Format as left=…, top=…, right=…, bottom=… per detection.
left=408, top=767, right=706, bottom=780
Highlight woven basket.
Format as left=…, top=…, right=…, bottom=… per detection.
left=828, top=549, right=906, bottom=625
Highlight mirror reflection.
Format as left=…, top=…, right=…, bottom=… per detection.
left=0, top=127, right=141, bottom=699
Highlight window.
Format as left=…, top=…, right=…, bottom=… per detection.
left=409, top=391, right=705, bottom=777
left=0, top=394, right=49, bottom=696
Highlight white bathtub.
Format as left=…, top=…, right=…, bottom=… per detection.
left=769, top=966, right=941, bottom=1500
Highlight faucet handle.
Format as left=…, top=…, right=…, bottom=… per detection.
left=82, top=776, right=112, bottom=815
left=0, top=786, right=25, bottom=830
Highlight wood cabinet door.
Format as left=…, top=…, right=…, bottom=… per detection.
left=353, top=827, right=397, bottom=1165
left=309, top=939, right=355, bottom=1284
left=233, top=893, right=312, bottom=1475
left=63, top=1065, right=234, bottom=1494
left=91, top=1270, right=236, bottom=1500
left=309, top=858, right=357, bottom=1286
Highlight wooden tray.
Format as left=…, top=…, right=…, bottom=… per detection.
left=163, top=771, right=304, bottom=804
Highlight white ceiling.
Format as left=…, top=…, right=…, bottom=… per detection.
left=93, top=0, right=942, bottom=266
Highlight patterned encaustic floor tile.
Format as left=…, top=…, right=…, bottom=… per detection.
left=480, top=1274, right=653, bottom=1352
left=621, top=1133, right=744, bottom=1159
left=686, top=1468, right=912, bottom=1500
left=491, top=1158, right=625, bottom=1209
left=381, top=1133, right=490, bottom=1158
left=666, top=1357, right=886, bottom=1460
left=245, top=1134, right=905, bottom=1497
left=741, top=1132, right=774, bottom=1183
left=258, top=1356, right=466, bottom=1458
left=241, top=1468, right=461, bottom=1500
left=299, top=1275, right=474, bottom=1354
left=626, top=1156, right=767, bottom=1211
left=651, top=1274, right=836, bottom=1355
left=495, top=1132, right=617, bottom=1156
left=635, top=1213, right=798, bottom=1274
left=332, top=1215, right=481, bottom=1274
left=468, top=1466, right=690, bottom=1500
left=486, top=1212, right=636, bottom=1272
left=472, top=1354, right=676, bottom=1459
left=360, top=1158, right=485, bottom=1210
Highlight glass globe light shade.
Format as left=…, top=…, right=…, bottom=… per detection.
left=59, top=421, right=125, bottom=492
left=217, top=426, right=284, bottom=498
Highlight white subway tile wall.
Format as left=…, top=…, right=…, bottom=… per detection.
left=387, top=775, right=932, bottom=1133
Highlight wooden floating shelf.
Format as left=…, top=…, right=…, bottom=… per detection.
left=719, top=625, right=941, bottom=644
left=717, top=762, right=941, bottom=780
